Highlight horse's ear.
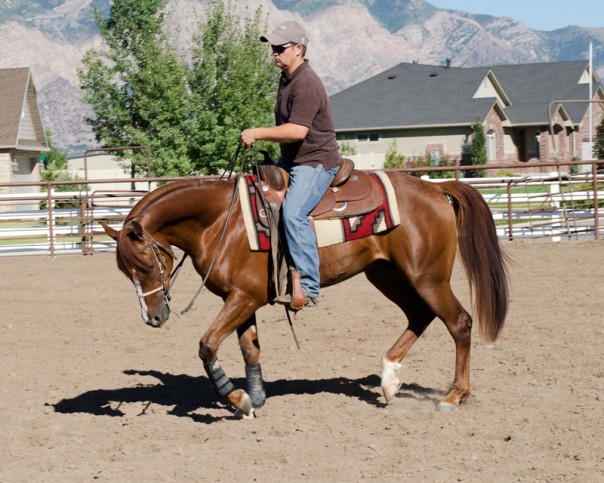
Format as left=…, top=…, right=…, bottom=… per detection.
left=120, top=220, right=144, bottom=241
left=130, top=220, right=144, bottom=239
left=99, top=220, right=119, bottom=241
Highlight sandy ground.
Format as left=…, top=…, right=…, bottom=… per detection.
left=1, top=241, right=603, bottom=482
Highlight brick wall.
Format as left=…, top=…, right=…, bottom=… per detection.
left=484, top=108, right=506, bottom=163
left=576, top=95, right=604, bottom=159
left=479, top=101, right=604, bottom=172
left=425, top=143, right=444, bottom=163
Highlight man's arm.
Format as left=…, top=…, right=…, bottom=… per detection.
left=240, top=122, right=308, bottom=148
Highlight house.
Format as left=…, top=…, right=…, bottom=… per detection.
left=68, top=153, right=156, bottom=193
left=330, top=60, right=604, bottom=171
left=0, top=67, right=48, bottom=200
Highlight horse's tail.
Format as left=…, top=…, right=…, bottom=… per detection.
left=440, top=180, right=509, bottom=342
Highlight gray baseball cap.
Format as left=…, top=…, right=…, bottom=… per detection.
left=260, top=21, right=309, bottom=46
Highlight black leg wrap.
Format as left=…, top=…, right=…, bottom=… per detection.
left=204, top=360, right=235, bottom=398
left=246, top=364, right=266, bottom=409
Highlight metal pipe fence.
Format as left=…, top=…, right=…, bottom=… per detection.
left=0, top=160, right=602, bottom=256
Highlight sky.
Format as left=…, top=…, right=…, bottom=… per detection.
left=427, top=0, right=603, bottom=31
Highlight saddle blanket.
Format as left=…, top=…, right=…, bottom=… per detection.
left=238, top=170, right=400, bottom=251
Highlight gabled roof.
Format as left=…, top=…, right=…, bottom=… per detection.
left=0, top=67, right=48, bottom=151
left=330, top=60, right=603, bottom=131
left=330, top=63, right=495, bottom=131
left=489, top=60, right=599, bottom=125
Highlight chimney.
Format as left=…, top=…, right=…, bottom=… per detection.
left=445, top=58, right=451, bottom=69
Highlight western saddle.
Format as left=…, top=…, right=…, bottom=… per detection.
left=253, top=158, right=384, bottom=311
left=256, top=158, right=382, bottom=219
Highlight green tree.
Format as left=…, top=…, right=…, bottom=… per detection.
left=78, top=0, right=192, bottom=177
left=412, top=154, right=457, bottom=179
left=339, top=141, right=357, bottom=156
left=40, top=130, right=68, bottom=177
left=188, top=0, right=279, bottom=174
left=593, top=113, right=604, bottom=161
left=383, top=140, right=405, bottom=169
left=470, top=116, right=487, bottom=177
left=40, top=132, right=86, bottom=208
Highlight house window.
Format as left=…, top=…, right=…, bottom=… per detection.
left=534, top=132, right=541, bottom=159
left=487, top=129, right=496, bottom=161
left=357, top=133, right=380, bottom=142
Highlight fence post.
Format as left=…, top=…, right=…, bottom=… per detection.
left=549, top=172, right=562, bottom=242
left=593, top=163, right=600, bottom=240
left=549, top=171, right=561, bottom=208
left=506, top=181, right=513, bottom=240
left=80, top=194, right=92, bottom=255
left=47, top=185, right=55, bottom=257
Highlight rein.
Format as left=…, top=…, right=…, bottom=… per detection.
left=134, top=144, right=302, bottom=347
left=136, top=143, right=251, bottom=318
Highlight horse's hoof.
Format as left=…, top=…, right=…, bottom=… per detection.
left=228, top=389, right=254, bottom=417
left=436, top=402, right=458, bottom=413
left=234, top=408, right=256, bottom=420
left=382, top=382, right=402, bottom=403
left=381, top=357, right=402, bottom=403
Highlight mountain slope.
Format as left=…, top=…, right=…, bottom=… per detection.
left=1, top=0, right=602, bottom=151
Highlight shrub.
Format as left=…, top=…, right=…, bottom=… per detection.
left=406, top=154, right=457, bottom=179
left=383, top=140, right=405, bottom=169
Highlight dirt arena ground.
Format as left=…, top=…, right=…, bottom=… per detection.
left=1, top=241, right=603, bottom=482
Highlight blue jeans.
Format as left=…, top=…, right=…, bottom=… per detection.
left=277, top=162, right=339, bottom=297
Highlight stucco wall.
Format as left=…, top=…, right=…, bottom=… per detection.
left=339, top=126, right=472, bottom=169
left=0, top=152, right=13, bottom=186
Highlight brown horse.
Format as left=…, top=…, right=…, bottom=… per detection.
left=101, top=171, right=508, bottom=418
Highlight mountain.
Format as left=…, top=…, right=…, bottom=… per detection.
left=1, top=0, right=603, bottom=152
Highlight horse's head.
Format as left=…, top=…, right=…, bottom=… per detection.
left=100, top=220, right=174, bottom=328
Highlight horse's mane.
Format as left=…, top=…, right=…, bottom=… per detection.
left=117, top=178, right=212, bottom=275
left=127, top=178, right=207, bottom=219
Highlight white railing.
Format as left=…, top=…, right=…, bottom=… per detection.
left=0, top=187, right=142, bottom=256
left=0, top=165, right=603, bottom=256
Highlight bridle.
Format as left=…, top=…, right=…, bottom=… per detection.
left=134, top=229, right=177, bottom=305
left=122, top=145, right=302, bottom=346
left=128, top=170, right=239, bottom=319
left=128, top=143, right=254, bottom=319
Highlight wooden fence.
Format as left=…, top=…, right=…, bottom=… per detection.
left=0, top=160, right=602, bottom=256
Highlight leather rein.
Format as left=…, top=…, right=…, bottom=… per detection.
left=134, top=143, right=251, bottom=318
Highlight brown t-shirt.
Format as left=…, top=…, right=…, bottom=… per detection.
left=275, top=61, right=340, bottom=169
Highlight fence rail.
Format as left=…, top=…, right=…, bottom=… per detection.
left=1, top=160, right=603, bottom=256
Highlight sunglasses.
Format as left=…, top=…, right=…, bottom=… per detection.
left=271, top=43, right=295, bottom=54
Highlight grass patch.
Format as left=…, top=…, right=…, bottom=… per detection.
left=479, top=185, right=549, bottom=195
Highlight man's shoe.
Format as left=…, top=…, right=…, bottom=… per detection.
left=273, top=293, right=319, bottom=310
left=303, top=295, right=319, bottom=307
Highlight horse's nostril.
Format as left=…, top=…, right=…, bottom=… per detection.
left=147, top=316, right=162, bottom=328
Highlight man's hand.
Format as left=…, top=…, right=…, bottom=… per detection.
left=240, top=128, right=257, bottom=148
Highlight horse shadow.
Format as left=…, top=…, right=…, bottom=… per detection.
left=52, top=369, right=443, bottom=424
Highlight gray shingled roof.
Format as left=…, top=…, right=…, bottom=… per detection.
left=0, top=67, right=31, bottom=148
left=330, top=60, right=601, bottom=131
left=490, top=61, right=595, bottom=124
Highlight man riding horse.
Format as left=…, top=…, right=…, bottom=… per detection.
left=240, top=21, right=340, bottom=310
